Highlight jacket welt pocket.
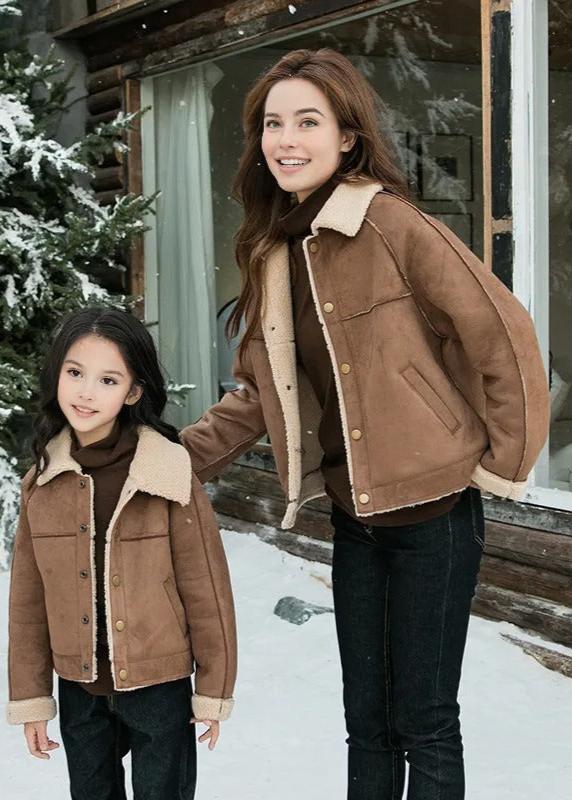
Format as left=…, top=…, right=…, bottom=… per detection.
left=401, top=364, right=460, bottom=434
left=163, top=576, right=188, bottom=636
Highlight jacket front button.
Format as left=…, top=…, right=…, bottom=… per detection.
left=351, top=429, right=362, bottom=441
left=115, top=620, right=125, bottom=632
left=112, top=575, right=121, bottom=587
left=341, top=363, right=351, bottom=374
left=81, top=615, right=89, bottom=624
left=323, top=302, right=334, bottom=313
left=119, top=669, right=128, bottom=681
left=82, top=663, right=90, bottom=672
left=79, top=569, right=88, bottom=579
left=79, top=523, right=88, bottom=533
left=359, top=493, right=370, bottom=504
left=309, top=241, right=319, bottom=253
left=79, top=479, right=86, bottom=489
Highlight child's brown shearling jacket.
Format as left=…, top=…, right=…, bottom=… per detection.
left=7, top=425, right=237, bottom=725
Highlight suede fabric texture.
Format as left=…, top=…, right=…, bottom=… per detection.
left=7, top=425, right=237, bottom=725
left=180, top=180, right=550, bottom=529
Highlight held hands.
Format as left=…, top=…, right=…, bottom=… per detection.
left=191, top=717, right=220, bottom=750
left=24, top=721, right=60, bottom=760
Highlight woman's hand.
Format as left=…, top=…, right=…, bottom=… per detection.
left=191, top=717, right=220, bottom=750
left=24, top=721, right=60, bottom=760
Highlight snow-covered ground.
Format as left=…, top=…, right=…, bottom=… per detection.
left=1, top=531, right=571, bottom=799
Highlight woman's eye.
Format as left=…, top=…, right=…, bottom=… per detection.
left=102, top=377, right=117, bottom=386
left=67, top=369, right=81, bottom=378
left=301, top=119, right=318, bottom=127
left=265, top=120, right=279, bottom=128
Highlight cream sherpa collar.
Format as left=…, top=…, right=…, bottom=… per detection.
left=36, top=424, right=191, bottom=506
left=310, top=179, right=384, bottom=237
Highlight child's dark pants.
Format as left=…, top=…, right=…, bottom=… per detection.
left=58, top=676, right=196, bottom=800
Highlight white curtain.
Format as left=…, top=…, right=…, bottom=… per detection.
left=153, top=62, right=223, bottom=427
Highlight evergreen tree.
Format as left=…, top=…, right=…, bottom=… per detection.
left=0, top=2, right=153, bottom=565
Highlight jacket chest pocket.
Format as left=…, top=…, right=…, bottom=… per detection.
left=401, top=364, right=461, bottom=435
left=118, top=497, right=169, bottom=540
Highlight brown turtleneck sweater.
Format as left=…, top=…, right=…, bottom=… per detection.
left=279, top=178, right=461, bottom=526
left=71, top=419, right=138, bottom=694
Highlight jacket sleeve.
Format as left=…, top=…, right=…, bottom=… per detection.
left=171, top=473, right=238, bottom=721
left=6, top=473, right=56, bottom=725
left=179, top=339, right=267, bottom=484
left=391, top=207, right=550, bottom=500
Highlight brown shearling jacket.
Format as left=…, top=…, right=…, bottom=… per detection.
left=7, top=425, right=237, bottom=725
left=180, top=180, right=550, bottom=528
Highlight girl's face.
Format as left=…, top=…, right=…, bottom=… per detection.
left=57, top=334, right=142, bottom=447
left=261, top=78, right=356, bottom=203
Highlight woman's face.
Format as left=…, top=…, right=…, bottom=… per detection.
left=261, top=78, right=355, bottom=203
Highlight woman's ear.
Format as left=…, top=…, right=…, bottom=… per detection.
left=124, top=383, right=143, bottom=406
left=340, top=130, right=357, bottom=153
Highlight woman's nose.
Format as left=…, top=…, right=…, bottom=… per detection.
left=279, top=124, right=298, bottom=148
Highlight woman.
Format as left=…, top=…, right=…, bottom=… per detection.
left=180, top=49, right=550, bottom=799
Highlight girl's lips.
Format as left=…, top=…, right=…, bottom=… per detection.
left=72, top=405, right=97, bottom=417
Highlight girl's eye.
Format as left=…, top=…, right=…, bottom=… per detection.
left=67, top=369, right=81, bottom=378
left=102, top=377, right=117, bottom=386
left=301, top=119, right=318, bottom=127
left=265, top=120, right=279, bottom=129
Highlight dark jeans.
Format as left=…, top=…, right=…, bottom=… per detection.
left=58, top=676, right=196, bottom=800
left=331, top=487, right=484, bottom=800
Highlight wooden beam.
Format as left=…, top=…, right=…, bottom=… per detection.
left=481, top=0, right=492, bottom=269
left=124, top=78, right=145, bottom=315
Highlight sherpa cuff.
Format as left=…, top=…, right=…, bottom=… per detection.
left=192, top=694, right=234, bottom=722
left=6, top=696, right=57, bottom=725
left=471, top=464, right=527, bottom=501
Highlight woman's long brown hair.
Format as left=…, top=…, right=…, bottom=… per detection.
left=227, top=48, right=410, bottom=356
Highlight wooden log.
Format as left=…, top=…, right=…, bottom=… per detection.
left=501, top=634, right=572, bottom=679
left=473, top=584, right=572, bottom=648
left=94, top=189, right=118, bottom=206
left=86, top=107, right=120, bottom=130
left=86, top=64, right=124, bottom=94
left=479, top=553, right=572, bottom=607
left=87, top=85, right=123, bottom=115
left=484, top=521, right=572, bottom=576
left=92, top=165, right=123, bottom=192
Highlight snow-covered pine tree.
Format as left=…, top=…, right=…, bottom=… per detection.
left=0, top=2, right=153, bottom=566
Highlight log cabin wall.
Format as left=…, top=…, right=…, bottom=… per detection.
left=51, top=0, right=572, bottom=648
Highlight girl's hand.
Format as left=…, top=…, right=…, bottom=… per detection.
left=24, top=721, right=60, bottom=760
left=191, top=718, right=220, bottom=750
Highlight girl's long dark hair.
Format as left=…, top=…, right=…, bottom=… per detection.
left=228, top=48, right=410, bottom=357
left=32, top=307, right=179, bottom=477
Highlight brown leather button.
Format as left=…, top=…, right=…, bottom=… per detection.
left=119, top=669, right=128, bottom=681
left=79, top=570, right=88, bottom=579
left=115, top=620, right=125, bottom=632
left=79, top=479, right=86, bottom=489
left=309, top=241, right=319, bottom=253
left=112, top=575, right=121, bottom=587
left=341, top=363, right=351, bottom=374
left=323, top=302, right=334, bottom=313
left=82, top=663, right=90, bottom=672
left=79, top=523, right=88, bottom=533
left=351, top=429, right=362, bottom=441
left=81, top=615, right=89, bottom=624
left=359, top=493, right=370, bottom=504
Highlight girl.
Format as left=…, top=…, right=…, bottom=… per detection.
left=7, top=307, right=237, bottom=800
left=179, top=49, right=550, bottom=799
